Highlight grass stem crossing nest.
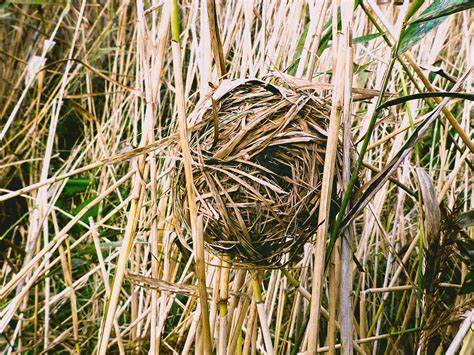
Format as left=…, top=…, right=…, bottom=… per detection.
left=174, top=79, right=342, bottom=266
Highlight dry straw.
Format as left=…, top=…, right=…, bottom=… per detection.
left=174, top=78, right=342, bottom=266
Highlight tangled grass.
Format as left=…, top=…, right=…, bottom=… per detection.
left=174, top=79, right=340, bottom=265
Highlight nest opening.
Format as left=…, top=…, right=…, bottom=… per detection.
left=174, top=79, right=341, bottom=266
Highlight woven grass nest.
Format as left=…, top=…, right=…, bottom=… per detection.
left=174, top=78, right=342, bottom=266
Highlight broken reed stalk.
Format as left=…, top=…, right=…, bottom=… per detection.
left=206, top=0, right=227, bottom=78
left=171, top=1, right=213, bottom=353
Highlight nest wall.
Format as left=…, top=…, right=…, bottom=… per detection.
left=174, top=79, right=342, bottom=266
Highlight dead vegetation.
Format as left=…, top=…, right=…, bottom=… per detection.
left=0, top=1, right=473, bottom=354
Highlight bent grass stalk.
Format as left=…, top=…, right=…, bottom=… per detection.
left=171, top=0, right=212, bottom=353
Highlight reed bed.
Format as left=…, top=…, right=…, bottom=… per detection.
left=0, top=1, right=472, bottom=354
